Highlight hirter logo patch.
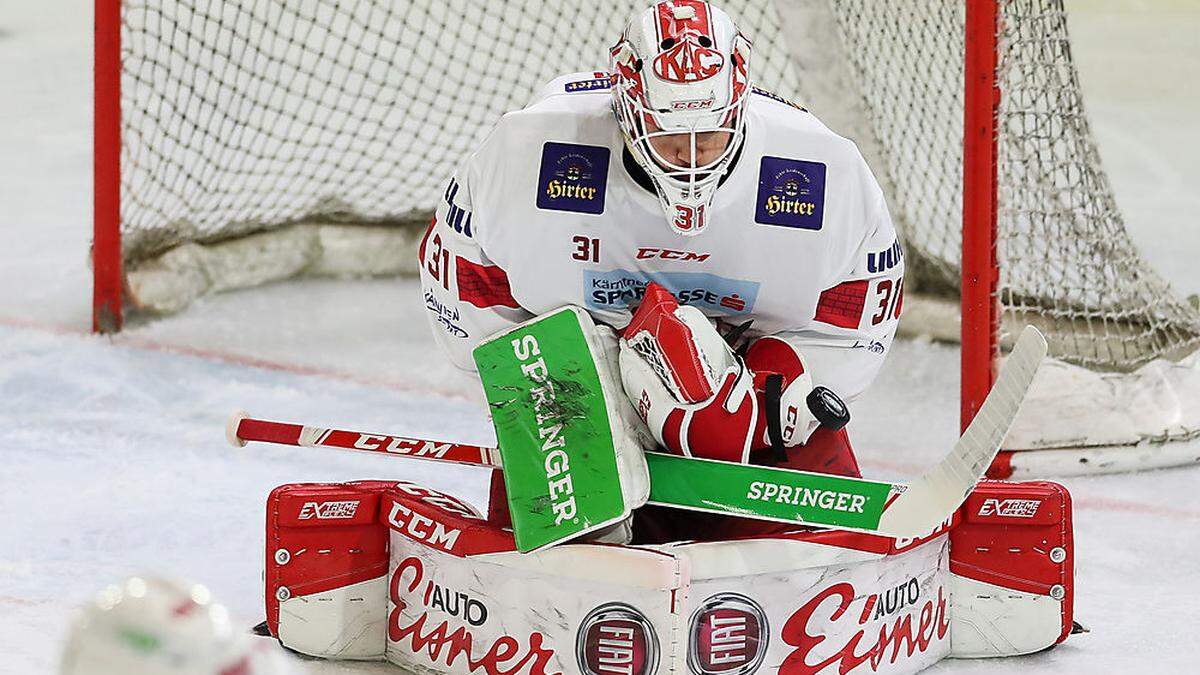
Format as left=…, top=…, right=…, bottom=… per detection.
left=565, top=77, right=611, bottom=93
left=537, top=142, right=609, bottom=215
left=755, top=156, right=826, bottom=230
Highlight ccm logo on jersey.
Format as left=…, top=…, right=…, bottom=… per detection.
left=636, top=247, right=710, bottom=262
left=978, top=498, right=1041, bottom=518
left=536, top=142, right=609, bottom=215
left=755, top=156, right=826, bottom=230
left=297, top=500, right=360, bottom=520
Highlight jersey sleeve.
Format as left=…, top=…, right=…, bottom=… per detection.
left=418, top=145, right=534, bottom=372
left=772, top=168, right=905, bottom=403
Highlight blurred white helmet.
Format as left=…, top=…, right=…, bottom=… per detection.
left=611, top=0, right=751, bottom=236
left=60, top=575, right=289, bottom=675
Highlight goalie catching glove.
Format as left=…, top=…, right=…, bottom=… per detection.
left=619, top=282, right=848, bottom=464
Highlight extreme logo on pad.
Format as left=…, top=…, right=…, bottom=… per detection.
left=755, top=157, right=826, bottom=230
left=537, top=142, right=609, bottom=215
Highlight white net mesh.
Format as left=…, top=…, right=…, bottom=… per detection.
left=993, top=1, right=1199, bottom=368
left=785, top=0, right=1200, bottom=369
left=118, top=0, right=798, bottom=264
left=115, top=0, right=1200, bottom=370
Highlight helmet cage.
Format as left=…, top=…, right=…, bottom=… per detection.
left=611, top=29, right=751, bottom=236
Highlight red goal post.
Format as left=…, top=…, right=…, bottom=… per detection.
left=94, top=0, right=123, bottom=333
left=961, top=0, right=1000, bottom=434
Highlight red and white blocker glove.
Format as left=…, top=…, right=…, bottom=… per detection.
left=618, top=283, right=847, bottom=463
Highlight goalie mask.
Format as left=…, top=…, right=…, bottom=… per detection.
left=611, top=0, right=751, bottom=236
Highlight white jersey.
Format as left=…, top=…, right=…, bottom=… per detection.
left=419, top=72, right=904, bottom=402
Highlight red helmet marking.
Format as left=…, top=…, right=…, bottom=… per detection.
left=655, top=1, right=714, bottom=42
left=651, top=1, right=722, bottom=84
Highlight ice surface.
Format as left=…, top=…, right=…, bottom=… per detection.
left=1, top=1, right=1198, bottom=673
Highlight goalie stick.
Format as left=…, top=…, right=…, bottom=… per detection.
left=229, top=326, right=1047, bottom=539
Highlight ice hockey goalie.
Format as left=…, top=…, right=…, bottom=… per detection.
left=254, top=2, right=1080, bottom=673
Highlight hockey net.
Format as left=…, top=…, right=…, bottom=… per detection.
left=98, top=0, right=801, bottom=314
left=784, top=0, right=1200, bottom=474
left=94, top=0, right=1200, bottom=473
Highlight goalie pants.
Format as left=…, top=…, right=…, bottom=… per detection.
left=485, top=427, right=861, bottom=545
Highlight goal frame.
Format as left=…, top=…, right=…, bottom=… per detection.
left=90, top=0, right=1005, bottom=429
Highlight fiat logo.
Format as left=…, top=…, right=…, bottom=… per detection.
left=687, top=593, right=769, bottom=674
left=576, top=602, right=659, bottom=675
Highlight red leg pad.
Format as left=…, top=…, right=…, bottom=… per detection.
left=264, top=481, right=394, bottom=637
left=951, top=480, right=1075, bottom=647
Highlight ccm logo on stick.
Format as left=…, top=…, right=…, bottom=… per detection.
left=354, top=434, right=453, bottom=458
left=978, top=498, right=1041, bottom=518
left=297, top=500, right=360, bottom=520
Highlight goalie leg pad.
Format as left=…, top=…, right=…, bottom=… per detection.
left=386, top=482, right=957, bottom=674
left=264, top=481, right=393, bottom=660
left=948, top=479, right=1075, bottom=657
left=264, top=479, right=1079, bottom=672
left=265, top=480, right=519, bottom=661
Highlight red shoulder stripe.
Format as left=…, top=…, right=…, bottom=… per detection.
left=455, top=257, right=520, bottom=309
left=814, top=280, right=868, bottom=329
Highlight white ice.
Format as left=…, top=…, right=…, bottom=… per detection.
left=1, top=1, right=1198, bottom=674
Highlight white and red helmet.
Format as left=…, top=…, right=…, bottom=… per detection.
left=611, top=0, right=751, bottom=235
left=60, top=575, right=289, bottom=675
